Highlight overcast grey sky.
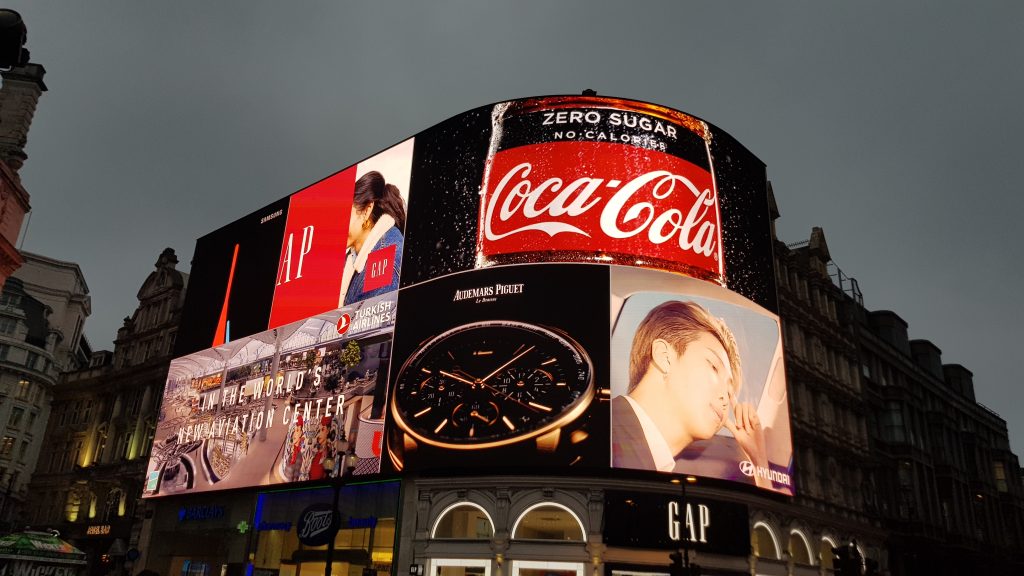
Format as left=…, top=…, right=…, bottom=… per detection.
left=6, top=1, right=1024, bottom=452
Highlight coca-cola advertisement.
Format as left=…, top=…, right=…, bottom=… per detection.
left=401, top=95, right=776, bottom=311
left=156, top=94, right=790, bottom=496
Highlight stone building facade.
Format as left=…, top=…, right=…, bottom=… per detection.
left=0, top=250, right=90, bottom=529
left=27, top=248, right=187, bottom=575
left=856, top=309, right=1024, bottom=574
left=776, top=214, right=1024, bottom=574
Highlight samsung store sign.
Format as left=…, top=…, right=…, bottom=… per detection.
left=603, top=491, right=749, bottom=556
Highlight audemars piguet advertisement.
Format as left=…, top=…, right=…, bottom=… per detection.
left=149, top=94, right=792, bottom=497
left=383, top=264, right=611, bottom=473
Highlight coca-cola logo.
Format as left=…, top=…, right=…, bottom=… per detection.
left=485, top=162, right=717, bottom=254
left=479, top=142, right=722, bottom=281
left=296, top=503, right=338, bottom=546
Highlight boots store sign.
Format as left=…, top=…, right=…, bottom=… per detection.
left=602, top=490, right=749, bottom=556
left=145, top=94, right=792, bottom=500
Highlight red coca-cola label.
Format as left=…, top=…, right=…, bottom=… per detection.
left=479, top=141, right=722, bottom=279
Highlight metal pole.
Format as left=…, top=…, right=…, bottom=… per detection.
left=680, top=480, right=690, bottom=576
left=325, top=481, right=340, bottom=576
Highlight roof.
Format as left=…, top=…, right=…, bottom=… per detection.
left=0, top=531, right=87, bottom=564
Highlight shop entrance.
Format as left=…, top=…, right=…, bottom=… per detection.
left=430, top=558, right=490, bottom=576
left=511, top=560, right=585, bottom=576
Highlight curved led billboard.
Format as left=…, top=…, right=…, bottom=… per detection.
left=144, top=95, right=793, bottom=498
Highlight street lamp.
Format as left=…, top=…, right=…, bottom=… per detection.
left=323, top=437, right=360, bottom=576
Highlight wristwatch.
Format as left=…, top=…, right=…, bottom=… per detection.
left=388, top=320, right=595, bottom=469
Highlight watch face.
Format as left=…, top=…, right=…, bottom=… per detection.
left=390, top=320, right=594, bottom=450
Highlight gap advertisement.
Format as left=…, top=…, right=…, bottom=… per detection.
left=146, top=95, right=793, bottom=497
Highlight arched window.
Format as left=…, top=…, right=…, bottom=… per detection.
left=64, top=489, right=82, bottom=522
left=511, top=503, right=584, bottom=542
left=93, top=424, right=109, bottom=463
left=820, top=537, right=837, bottom=570
left=752, top=522, right=780, bottom=560
left=104, top=488, right=124, bottom=521
left=431, top=502, right=494, bottom=539
left=788, top=530, right=813, bottom=565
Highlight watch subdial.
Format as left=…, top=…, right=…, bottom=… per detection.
left=401, top=373, right=462, bottom=421
left=495, top=367, right=554, bottom=405
left=451, top=401, right=500, bottom=438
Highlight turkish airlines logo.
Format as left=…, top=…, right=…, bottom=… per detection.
left=479, top=142, right=722, bottom=279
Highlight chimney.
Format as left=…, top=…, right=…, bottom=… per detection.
left=0, top=62, right=47, bottom=173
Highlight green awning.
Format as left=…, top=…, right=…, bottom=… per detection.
left=0, top=531, right=87, bottom=565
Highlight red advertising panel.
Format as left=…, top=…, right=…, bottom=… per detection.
left=268, top=166, right=356, bottom=328
left=151, top=95, right=791, bottom=498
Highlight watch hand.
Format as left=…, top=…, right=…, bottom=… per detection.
left=481, top=345, right=536, bottom=383
left=477, top=380, right=539, bottom=413
left=438, top=370, right=477, bottom=386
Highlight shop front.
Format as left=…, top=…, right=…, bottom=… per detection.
left=142, top=490, right=255, bottom=576
left=602, top=490, right=751, bottom=576
left=403, top=478, right=770, bottom=576
left=249, top=480, right=400, bottom=576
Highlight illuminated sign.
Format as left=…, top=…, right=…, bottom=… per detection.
left=603, top=490, right=749, bottom=555
left=296, top=503, right=338, bottom=547
left=178, top=505, right=226, bottom=522
left=146, top=95, right=791, bottom=498
left=86, top=525, right=111, bottom=536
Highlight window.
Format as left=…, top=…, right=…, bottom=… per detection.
left=25, top=351, right=40, bottom=370
left=883, top=401, right=907, bottom=444
left=994, top=462, right=1008, bottom=493
left=0, top=344, right=8, bottom=361
left=0, top=435, right=14, bottom=457
left=93, top=425, right=109, bottom=462
left=15, top=380, right=29, bottom=399
left=115, top=431, right=134, bottom=460
left=104, top=488, right=125, bottom=521
left=788, top=531, right=813, bottom=565
left=18, top=440, right=28, bottom=462
left=125, top=389, right=143, bottom=418
left=0, top=293, right=21, bottom=308
left=8, top=407, right=23, bottom=428
left=26, top=411, right=36, bottom=431
left=0, top=317, right=17, bottom=334
left=431, top=503, right=494, bottom=538
left=752, top=522, right=780, bottom=559
left=511, top=503, right=584, bottom=541
left=819, top=539, right=837, bottom=570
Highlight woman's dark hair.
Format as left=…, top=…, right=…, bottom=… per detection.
left=353, top=171, right=406, bottom=231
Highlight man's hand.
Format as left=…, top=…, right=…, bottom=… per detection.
left=724, top=402, right=770, bottom=488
